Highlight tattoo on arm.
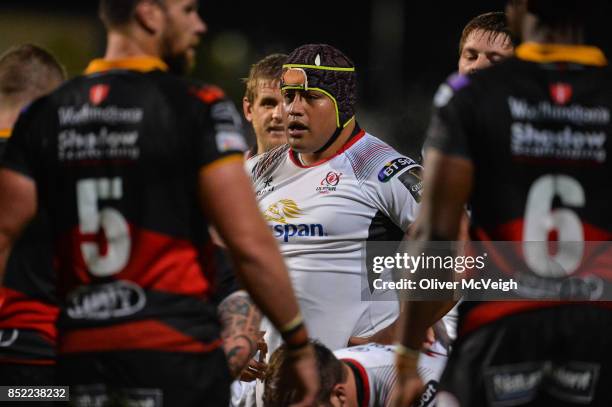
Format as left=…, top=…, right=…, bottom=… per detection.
left=218, top=291, right=262, bottom=378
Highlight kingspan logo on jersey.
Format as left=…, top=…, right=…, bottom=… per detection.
left=263, top=199, right=326, bottom=242
left=378, top=157, right=415, bottom=182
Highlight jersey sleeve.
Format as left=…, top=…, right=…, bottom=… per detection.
left=190, top=85, right=248, bottom=169
left=425, top=73, right=476, bottom=160
left=1, top=100, right=46, bottom=179
left=360, top=154, right=423, bottom=232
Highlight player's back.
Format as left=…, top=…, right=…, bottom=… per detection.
left=464, top=50, right=612, bottom=243
left=6, top=59, right=245, bottom=355
left=432, top=44, right=612, bottom=334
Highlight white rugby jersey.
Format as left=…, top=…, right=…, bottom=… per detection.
left=229, top=342, right=447, bottom=407
left=248, top=128, right=423, bottom=352
left=334, top=342, right=447, bottom=407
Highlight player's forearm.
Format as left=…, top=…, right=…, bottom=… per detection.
left=398, top=301, right=452, bottom=349
left=401, top=215, right=457, bottom=348
left=199, top=162, right=306, bottom=346
left=218, top=291, right=262, bottom=378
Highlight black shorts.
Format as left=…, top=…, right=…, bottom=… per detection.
left=439, top=305, right=612, bottom=407
left=58, top=349, right=232, bottom=407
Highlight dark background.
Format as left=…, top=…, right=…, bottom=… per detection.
left=1, top=0, right=610, bottom=156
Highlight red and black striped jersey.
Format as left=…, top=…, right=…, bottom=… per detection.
left=2, top=57, right=247, bottom=354
left=427, top=43, right=612, bottom=335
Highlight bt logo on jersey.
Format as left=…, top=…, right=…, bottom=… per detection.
left=263, top=199, right=326, bottom=242
left=378, top=157, right=415, bottom=182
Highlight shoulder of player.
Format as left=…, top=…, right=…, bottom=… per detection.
left=249, top=144, right=290, bottom=181
left=178, top=78, right=227, bottom=105
left=344, top=132, right=420, bottom=184
left=433, top=65, right=511, bottom=109
left=13, top=90, right=59, bottom=129
left=141, top=75, right=230, bottom=112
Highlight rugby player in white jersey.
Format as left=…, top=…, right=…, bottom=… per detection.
left=243, top=54, right=288, bottom=159
left=247, top=44, right=423, bottom=354
left=263, top=341, right=447, bottom=407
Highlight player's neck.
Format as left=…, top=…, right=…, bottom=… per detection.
left=522, top=16, right=585, bottom=45
left=299, top=120, right=356, bottom=165
left=104, top=30, right=162, bottom=61
left=0, top=104, right=20, bottom=131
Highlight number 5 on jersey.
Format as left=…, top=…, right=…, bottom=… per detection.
left=77, top=177, right=131, bottom=277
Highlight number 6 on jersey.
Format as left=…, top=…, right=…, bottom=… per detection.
left=77, top=177, right=131, bottom=277
left=523, top=174, right=585, bottom=278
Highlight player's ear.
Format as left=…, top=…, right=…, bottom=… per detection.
left=134, top=0, right=165, bottom=35
left=331, top=383, right=347, bottom=405
left=243, top=97, right=254, bottom=122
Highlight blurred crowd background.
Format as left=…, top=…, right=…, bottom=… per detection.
left=1, top=0, right=611, bottom=159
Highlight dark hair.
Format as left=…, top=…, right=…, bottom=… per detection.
left=263, top=341, right=346, bottom=407
left=0, top=44, right=66, bottom=101
left=99, top=0, right=163, bottom=27
left=459, top=12, right=514, bottom=55
left=527, top=0, right=585, bottom=29
left=243, top=53, right=287, bottom=103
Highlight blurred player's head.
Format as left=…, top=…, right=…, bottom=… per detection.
left=264, top=341, right=359, bottom=407
left=99, top=0, right=206, bottom=74
left=506, top=0, right=586, bottom=42
left=281, top=44, right=357, bottom=154
left=458, top=12, right=515, bottom=75
left=0, top=44, right=65, bottom=129
left=243, top=53, right=288, bottom=155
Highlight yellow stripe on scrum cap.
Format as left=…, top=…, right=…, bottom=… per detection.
left=283, top=63, right=355, bottom=72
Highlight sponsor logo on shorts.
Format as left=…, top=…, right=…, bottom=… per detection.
left=378, top=157, right=416, bottom=182
left=0, top=329, right=19, bottom=347
left=72, top=385, right=162, bottom=407
left=547, top=362, right=599, bottom=404
left=263, top=199, right=326, bottom=242
left=67, top=280, right=146, bottom=320
left=485, top=362, right=544, bottom=406
left=486, top=361, right=600, bottom=406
